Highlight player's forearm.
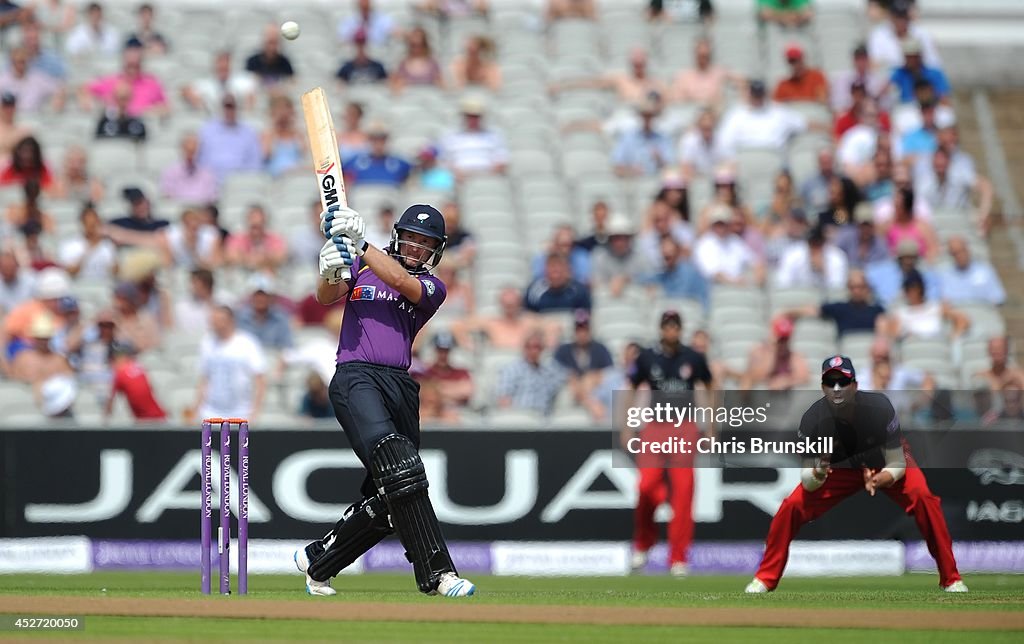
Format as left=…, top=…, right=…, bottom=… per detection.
left=316, top=277, right=349, bottom=305
left=360, top=244, right=422, bottom=302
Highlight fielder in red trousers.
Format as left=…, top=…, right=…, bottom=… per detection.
left=745, top=355, right=967, bottom=593
left=623, top=311, right=712, bottom=577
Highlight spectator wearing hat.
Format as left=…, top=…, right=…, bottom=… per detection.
left=197, top=94, right=262, bottom=183
left=783, top=269, right=887, bottom=338
left=757, top=0, right=813, bottom=28
left=450, top=35, right=502, bottom=92
left=37, top=373, right=77, bottom=419
left=420, top=331, right=474, bottom=408
left=554, top=310, right=613, bottom=420
left=159, top=132, right=219, bottom=204
left=524, top=253, right=592, bottom=313
left=5, top=312, right=73, bottom=387
left=336, top=28, right=388, bottom=86
left=937, top=236, right=1005, bottom=306
left=338, top=0, right=396, bottom=48
left=641, top=237, right=709, bottom=308
left=0, top=249, right=33, bottom=314
left=612, top=98, right=676, bottom=178
left=94, top=79, right=147, bottom=142
left=718, top=80, right=807, bottom=156
left=775, top=226, right=849, bottom=291
left=494, top=330, right=566, bottom=414
left=740, top=316, right=810, bottom=391
left=440, top=97, right=508, bottom=179
left=181, top=51, right=258, bottom=114
left=175, top=268, right=217, bottom=334
left=0, top=47, right=64, bottom=113
left=693, top=204, right=763, bottom=286
left=225, top=204, right=288, bottom=274
left=415, top=145, right=454, bottom=192
left=194, top=305, right=267, bottom=423
left=344, top=122, right=412, bottom=187
left=105, top=339, right=166, bottom=421
left=107, top=187, right=168, bottom=235
left=867, top=2, right=941, bottom=71
left=670, top=38, right=739, bottom=108
left=592, top=214, right=649, bottom=297
left=865, top=238, right=939, bottom=307
left=0, top=92, right=32, bottom=158
left=773, top=44, right=828, bottom=104
left=391, top=26, right=443, bottom=92
left=830, top=43, right=887, bottom=113
left=884, top=269, right=969, bottom=340
left=81, top=46, right=168, bottom=118
left=888, top=38, right=950, bottom=106
left=57, top=203, right=118, bottom=280
left=678, top=108, right=729, bottom=181
left=3, top=266, right=69, bottom=352
left=836, top=202, right=889, bottom=268
left=237, top=275, right=294, bottom=352
left=245, top=24, right=295, bottom=87
left=64, top=2, right=121, bottom=57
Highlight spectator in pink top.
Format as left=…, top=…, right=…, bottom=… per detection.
left=670, top=38, right=740, bottom=107
left=80, top=47, right=168, bottom=118
left=885, top=187, right=937, bottom=261
left=159, top=132, right=219, bottom=204
left=225, top=204, right=288, bottom=274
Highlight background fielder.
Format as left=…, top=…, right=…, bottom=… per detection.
left=292, top=202, right=475, bottom=598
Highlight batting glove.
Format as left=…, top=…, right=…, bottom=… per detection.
left=318, top=237, right=356, bottom=284
left=321, top=206, right=367, bottom=254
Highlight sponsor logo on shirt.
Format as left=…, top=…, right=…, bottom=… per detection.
left=351, top=285, right=377, bottom=300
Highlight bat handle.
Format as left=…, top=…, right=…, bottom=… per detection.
left=341, top=267, right=352, bottom=281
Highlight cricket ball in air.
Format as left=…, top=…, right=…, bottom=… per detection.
left=281, top=21, right=301, bottom=40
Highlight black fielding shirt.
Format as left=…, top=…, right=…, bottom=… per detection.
left=797, top=390, right=903, bottom=470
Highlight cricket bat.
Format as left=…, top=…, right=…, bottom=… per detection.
left=301, top=87, right=351, bottom=281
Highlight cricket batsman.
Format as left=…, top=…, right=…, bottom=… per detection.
left=745, top=356, right=967, bottom=593
left=293, top=203, right=475, bottom=598
left=622, top=311, right=713, bottom=577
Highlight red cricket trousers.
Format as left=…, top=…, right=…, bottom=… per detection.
left=632, top=422, right=697, bottom=565
left=754, top=466, right=962, bottom=589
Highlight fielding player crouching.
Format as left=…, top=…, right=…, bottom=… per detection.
left=293, top=203, right=475, bottom=598
left=745, top=356, right=967, bottom=594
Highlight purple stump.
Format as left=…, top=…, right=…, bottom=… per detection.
left=220, top=420, right=231, bottom=595
left=201, top=420, right=213, bottom=594
left=238, top=420, right=249, bottom=595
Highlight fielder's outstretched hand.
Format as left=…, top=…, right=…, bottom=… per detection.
left=319, top=236, right=356, bottom=284
left=863, top=467, right=895, bottom=496
left=321, top=205, right=366, bottom=249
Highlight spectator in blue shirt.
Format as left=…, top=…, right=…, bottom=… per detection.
left=524, top=254, right=591, bottom=313
left=531, top=224, right=591, bottom=284
left=611, top=99, right=675, bottom=177
left=343, top=121, right=411, bottom=187
left=336, top=28, right=388, bottom=86
left=865, top=238, right=940, bottom=307
left=938, top=236, right=1006, bottom=306
left=783, top=269, right=887, bottom=338
left=197, top=94, right=262, bottom=183
left=900, top=99, right=950, bottom=161
left=236, top=274, right=294, bottom=352
left=554, top=310, right=614, bottom=420
left=641, top=237, right=709, bottom=309
left=889, top=39, right=950, bottom=104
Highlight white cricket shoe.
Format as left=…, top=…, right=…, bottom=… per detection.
left=630, top=550, right=648, bottom=573
left=305, top=574, right=336, bottom=596
left=669, top=562, right=689, bottom=578
left=944, top=580, right=969, bottom=593
left=436, top=572, right=476, bottom=597
left=294, top=548, right=310, bottom=574
left=745, top=578, right=769, bottom=593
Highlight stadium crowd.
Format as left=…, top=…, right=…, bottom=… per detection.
left=0, top=0, right=1017, bottom=427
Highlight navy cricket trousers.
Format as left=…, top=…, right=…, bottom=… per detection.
left=328, top=361, right=422, bottom=497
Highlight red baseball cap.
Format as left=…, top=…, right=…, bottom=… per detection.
left=772, top=316, right=794, bottom=340
left=785, top=44, right=804, bottom=62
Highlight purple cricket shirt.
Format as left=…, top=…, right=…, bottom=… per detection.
left=336, top=257, right=447, bottom=370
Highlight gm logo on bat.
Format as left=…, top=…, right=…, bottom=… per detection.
left=317, top=162, right=340, bottom=208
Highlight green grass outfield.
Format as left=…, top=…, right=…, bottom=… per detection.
left=0, top=572, right=1021, bottom=642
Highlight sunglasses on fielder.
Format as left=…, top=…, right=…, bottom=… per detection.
left=822, top=375, right=854, bottom=388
